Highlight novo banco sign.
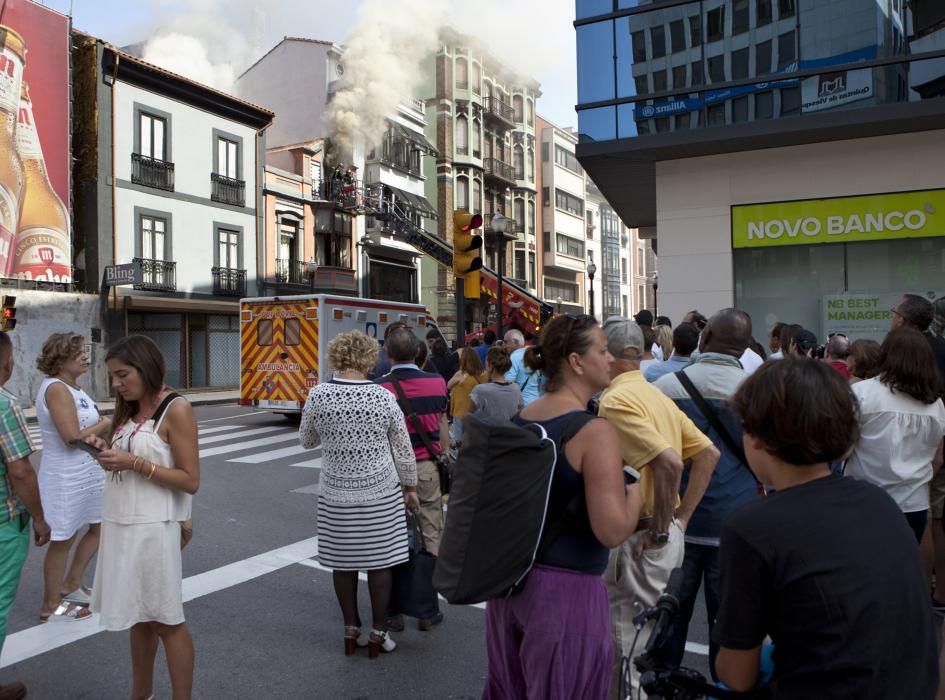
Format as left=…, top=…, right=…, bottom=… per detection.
left=732, top=189, right=945, bottom=249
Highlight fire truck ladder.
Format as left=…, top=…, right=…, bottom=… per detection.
left=364, top=186, right=552, bottom=320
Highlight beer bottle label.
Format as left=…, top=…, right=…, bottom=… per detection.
left=16, top=101, right=42, bottom=160
left=0, top=183, right=17, bottom=274
left=0, top=45, right=22, bottom=124
left=13, top=226, right=71, bottom=283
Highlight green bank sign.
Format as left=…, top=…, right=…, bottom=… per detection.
left=732, top=189, right=945, bottom=249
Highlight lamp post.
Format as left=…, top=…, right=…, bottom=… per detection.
left=587, top=259, right=597, bottom=320
left=556, top=296, right=563, bottom=316
left=491, top=213, right=508, bottom=340
left=652, top=273, right=659, bottom=317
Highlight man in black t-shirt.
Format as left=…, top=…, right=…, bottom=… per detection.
left=714, top=359, right=937, bottom=699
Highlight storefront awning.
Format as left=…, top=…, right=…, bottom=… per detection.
left=384, top=184, right=438, bottom=219
left=390, top=121, right=438, bottom=156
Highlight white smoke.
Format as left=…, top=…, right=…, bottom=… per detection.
left=142, top=33, right=237, bottom=92
left=324, top=0, right=446, bottom=161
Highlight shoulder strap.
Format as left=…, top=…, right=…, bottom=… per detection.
left=536, top=411, right=597, bottom=559
left=388, top=375, right=439, bottom=459
left=152, top=392, right=183, bottom=432
left=674, top=371, right=760, bottom=485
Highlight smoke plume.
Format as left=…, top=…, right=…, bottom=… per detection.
left=142, top=33, right=237, bottom=92
left=324, top=0, right=446, bottom=162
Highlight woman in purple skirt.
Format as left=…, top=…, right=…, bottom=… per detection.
left=483, top=314, right=642, bottom=700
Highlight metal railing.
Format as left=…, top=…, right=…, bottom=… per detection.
left=483, top=96, right=515, bottom=125
left=133, top=257, right=176, bottom=292
left=275, top=259, right=308, bottom=286
left=131, top=153, right=175, bottom=191
left=483, top=157, right=516, bottom=183
left=313, top=177, right=366, bottom=212
left=211, top=173, right=245, bottom=206
left=211, top=266, right=246, bottom=297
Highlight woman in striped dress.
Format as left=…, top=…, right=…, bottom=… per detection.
left=300, top=330, right=419, bottom=658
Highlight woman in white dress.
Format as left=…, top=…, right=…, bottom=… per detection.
left=300, top=330, right=419, bottom=658
left=88, top=335, right=199, bottom=700
left=35, top=333, right=111, bottom=622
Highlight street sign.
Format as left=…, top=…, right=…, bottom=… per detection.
left=104, top=262, right=139, bottom=287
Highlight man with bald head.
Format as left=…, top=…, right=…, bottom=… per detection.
left=823, top=333, right=851, bottom=379
left=653, top=308, right=762, bottom=679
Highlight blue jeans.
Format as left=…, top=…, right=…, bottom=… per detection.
left=660, top=541, right=721, bottom=680
left=0, top=514, right=30, bottom=658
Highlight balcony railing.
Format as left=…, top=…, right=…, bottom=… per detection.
left=313, top=177, right=367, bottom=212
left=133, top=257, right=176, bottom=292
left=131, top=153, right=175, bottom=192
left=483, top=157, right=516, bottom=184
left=273, top=260, right=356, bottom=293
left=275, top=259, right=307, bottom=286
left=483, top=96, right=515, bottom=126
left=211, top=266, right=246, bottom=297
left=211, top=173, right=245, bottom=207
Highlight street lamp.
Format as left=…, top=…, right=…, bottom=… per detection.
left=556, top=296, right=563, bottom=316
left=491, top=213, right=508, bottom=340
left=587, top=259, right=597, bottom=320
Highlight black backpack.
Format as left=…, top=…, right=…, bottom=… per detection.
left=433, top=411, right=595, bottom=605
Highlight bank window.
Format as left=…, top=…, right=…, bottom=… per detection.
left=756, top=40, right=772, bottom=76
left=708, top=55, right=725, bottom=83
left=781, top=86, right=801, bottom=115
left=556, top=233, right=585, bottom=259
left=258, top=319, right=273, bottom=347
left=650, top=25, right=666, bottom=59
left=707, top=6, right=725, bottom=42
left=755, top=91, right=774, bottom=119
left=691, top=61, right=704, bottom=86
left=778, top=31, right=796, bottom=71
left=653, top=70, right=667, bottom=92
left=631, top=31, right=647, bottom=62
left=778, top=0, right=795, bottom=19
left=707, top=104, right=726, bottom=125
left=689, top=15, right=702, bottom=47
left=670, top=20, right=686, bottom=53
left=757, top=0, right=772, bottom=26
left=673, top=65, right=687, bottom=89
left=733, top=96, right=749, bottom=123
left=555, top=189, right=584, bottom=217
left=635, top=75, right=649, bottom=95
left=733, top=0, right=750, bottom=35
left=732, top=48, right=749, bottom=80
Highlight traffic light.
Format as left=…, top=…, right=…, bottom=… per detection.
left=1, top=295, right=15, bottom=331
left=452, top=210, right=483, bottom=299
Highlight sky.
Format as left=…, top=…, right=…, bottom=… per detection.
left=39, top=0, right=579, bottom=128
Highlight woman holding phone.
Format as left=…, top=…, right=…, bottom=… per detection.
left=35, top=333, right=111, bottom=622
left=87, top=335, right=199, bottom=700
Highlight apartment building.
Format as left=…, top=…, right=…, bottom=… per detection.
left=72, top=35, right=272, bottom=389
left=236, top=37, right=437, bottom=305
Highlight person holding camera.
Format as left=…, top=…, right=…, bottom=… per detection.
left=715, top=358, right=937, bottom=698
left=376, top=327, right=449, bottom=631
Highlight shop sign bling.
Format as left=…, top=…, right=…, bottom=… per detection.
left=732, top=189, right=945, bottom=249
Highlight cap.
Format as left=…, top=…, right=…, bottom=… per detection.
left=794, top=329, right=818, bottom=352
left=602, top=316, right=645, bottom=357
left=633, top=309, right=654, bottom=327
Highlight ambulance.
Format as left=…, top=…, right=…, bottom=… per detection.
left=239, top=294, right=438, bottom=418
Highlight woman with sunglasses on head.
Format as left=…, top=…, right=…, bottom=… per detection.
left=87, top=335, right=199, bottom=700
left=482, top=314, right=641, bottom=700
left=35, top=333, right=111, bottom=622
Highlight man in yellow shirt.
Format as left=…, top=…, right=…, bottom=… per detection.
left=599, top=317, right=720, bottom=699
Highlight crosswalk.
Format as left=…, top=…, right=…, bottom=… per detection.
left=25, top=420, right=322, bottom=469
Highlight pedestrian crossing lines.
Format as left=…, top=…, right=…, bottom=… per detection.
left=27, top=425, right=42, bottom=449
left=195, top=421, right=321, bottom=467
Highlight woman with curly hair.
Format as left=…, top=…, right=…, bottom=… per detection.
left=35, top=333, right=111, bottom=622
left=300, top=330, right=419, bottom=658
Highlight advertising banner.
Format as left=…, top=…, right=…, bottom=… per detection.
left=0, top=1, right=70, bottom=283
left=822, top=292, right=942, bottom=340
left=801, top=67, right=873, bottom=113
left=732, top=189, right=945, bottom=249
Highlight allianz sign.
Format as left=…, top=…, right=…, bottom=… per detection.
left=746, top=210, right=928, bottom=240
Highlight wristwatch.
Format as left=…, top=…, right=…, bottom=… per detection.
left=649, top=530, right=670, bottom=545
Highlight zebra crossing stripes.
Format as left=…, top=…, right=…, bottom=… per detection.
left=191, top=421, right=321, bottom=466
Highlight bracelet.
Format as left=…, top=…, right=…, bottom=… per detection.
left=146, top=462, right=156, bottom=480
left=132, top=456, right=142, bottom=474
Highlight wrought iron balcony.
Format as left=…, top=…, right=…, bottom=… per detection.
left=211, top=266, right=246, bottom=297
left=211, top=173, right=245, bottom=207
left=275, top=259, right=308, bottom=286
left=273, top=259, right=356, bottom=294
left=482, top=96, right=515, bottom=127
left=313, top=176, right=367, bottom=212
left=483, top=157, right=516, bottom=185
left=133, top=257, right=176, bottom=292
left=131, top=153, right=175, bottom=192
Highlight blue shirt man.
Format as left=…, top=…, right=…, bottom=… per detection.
left=505, top=346, right=545, bottom=405
left=644, top=323, right=700, bottom=383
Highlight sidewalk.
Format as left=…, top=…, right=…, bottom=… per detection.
left=23, top=389, right=240, bottom=422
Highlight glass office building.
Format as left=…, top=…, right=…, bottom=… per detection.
left=575, top=0, right=945, bottom=339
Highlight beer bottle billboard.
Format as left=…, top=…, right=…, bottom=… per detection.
left=14, top=81, right=70, bottom=282
left=0, top=27, right=25, bottom=277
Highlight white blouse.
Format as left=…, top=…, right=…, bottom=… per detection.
left=300, top=380, right=417, bottom=504
left=847, top=377, right=945, bottom=512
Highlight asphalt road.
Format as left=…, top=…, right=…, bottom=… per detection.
left=1, top=404, right=712, bottom=699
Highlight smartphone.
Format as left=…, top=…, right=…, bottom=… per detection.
left=623, top=465, right=640, bottom=485
left=69, top=439, right=102, bottom=456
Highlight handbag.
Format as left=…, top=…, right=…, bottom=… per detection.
left=389, top=510, right=439, bottom=620
left=388, top=375, right=452, bottom=494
